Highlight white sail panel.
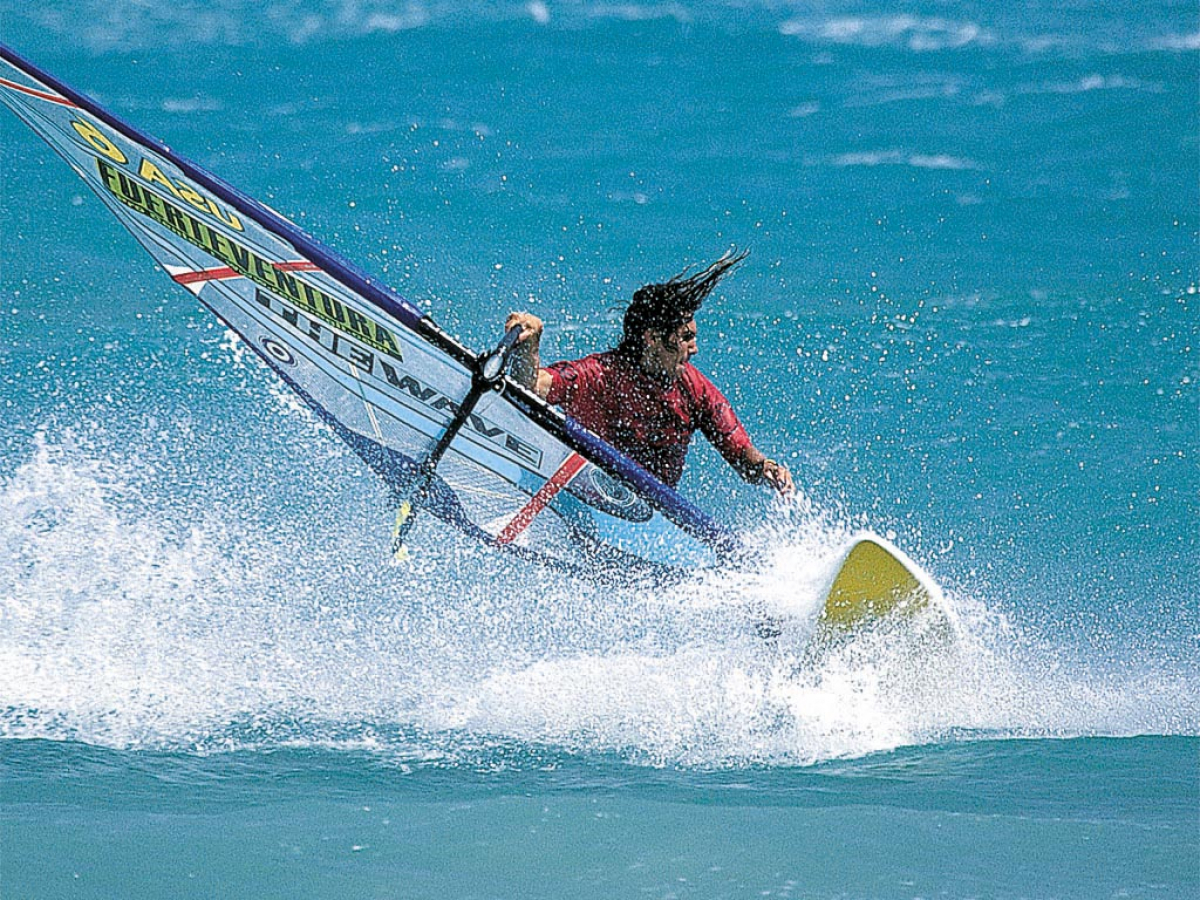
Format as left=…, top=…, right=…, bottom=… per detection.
left=0, top=45, right=734, bottom=580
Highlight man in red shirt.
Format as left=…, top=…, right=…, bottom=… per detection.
left=506, top=250, right=794, bottom=495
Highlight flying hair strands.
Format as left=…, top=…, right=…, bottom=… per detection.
left=618, top=248, right=749, bottom=354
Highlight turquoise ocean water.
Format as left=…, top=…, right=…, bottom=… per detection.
left=1, top=2, right=1197, bottom=897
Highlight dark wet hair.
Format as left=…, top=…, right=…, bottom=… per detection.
left=617, top=248, right=749, bottom=355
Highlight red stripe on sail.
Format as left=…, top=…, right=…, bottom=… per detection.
left=496, top=453, right=589, bottom=545
left=171, top=260, right=321, bottom=285
left=0, top=77, right=77, bottom=107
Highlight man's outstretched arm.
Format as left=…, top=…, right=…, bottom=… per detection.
left=696, top=377, right=795, bottom=497
left=733, top=445, right=795, bottom=496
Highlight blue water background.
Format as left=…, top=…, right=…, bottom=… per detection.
left=1, top=2, right=1197, bottom=897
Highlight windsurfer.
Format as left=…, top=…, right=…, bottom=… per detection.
left=507, top=250, right=794, bottom=496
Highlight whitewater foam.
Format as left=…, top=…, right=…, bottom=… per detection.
left=2, top=433, right=1194, bottom=767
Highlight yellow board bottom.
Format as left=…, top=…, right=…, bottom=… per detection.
left=819, top=537, right=933, bottom=631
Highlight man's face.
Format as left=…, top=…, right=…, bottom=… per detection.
left=643, top=318, right=698, bottom=382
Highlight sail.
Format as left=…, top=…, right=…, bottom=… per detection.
left=0, top=44, right=738, bottom=580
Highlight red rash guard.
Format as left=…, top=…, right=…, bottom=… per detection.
left=544, top=350, right=753, bottom=487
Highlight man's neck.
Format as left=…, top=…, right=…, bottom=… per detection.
left=637, top=353, right=679, bottom=387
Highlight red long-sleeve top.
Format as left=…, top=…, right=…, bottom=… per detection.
left=544, top=350, right=753, bottom=487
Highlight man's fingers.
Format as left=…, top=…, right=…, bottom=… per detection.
left=506, top=312, right=542, bottom=343
left=767, top=461, right=795, bottom=496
